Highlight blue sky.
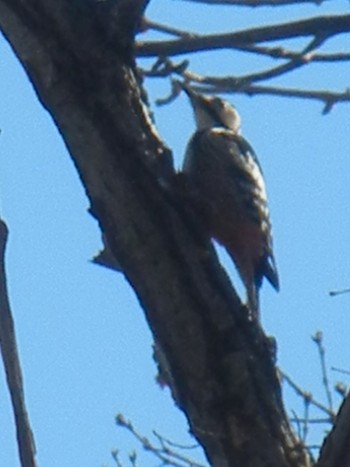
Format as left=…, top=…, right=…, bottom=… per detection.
left=0, top=1, right=349, bottom=466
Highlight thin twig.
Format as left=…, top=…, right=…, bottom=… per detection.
left=143, top=18, right=199, bottom=39
left=329, top=287, right=350, bottom=297
left=242, top=85, right=350, bottom=114
left=331, top=367, right=350, bottom=376
left=312, top=331, right=334, bottom=415
left=291, top=409, right=303, bottom=441
left=233, top=43, right=350, bottom=63
left=153, top=430, right=198, bottom=450
left=302, top=398, right=310, bottom=443
left=279, top=369, right=334, bottom=417
left=111, top=450, right=125, bottom=467
left=289, top=418, right=333, bottom=424
left=115, top=414, right=207, bottom=467
left=308, top=445, right=322, bottom=451
left=209, top=34, right=331, bottom=85
left=141, top=57, right=189, bottom=78
left=129, top=451, right=137, bottom=467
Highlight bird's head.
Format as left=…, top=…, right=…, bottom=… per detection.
left=181, top=83, right=241, bottom=134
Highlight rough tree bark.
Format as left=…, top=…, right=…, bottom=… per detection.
left=0, top=1, right=345, bottom=466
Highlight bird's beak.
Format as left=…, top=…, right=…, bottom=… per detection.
left=179, top=82, right=209, bottom=113
left=179, top=81, right=199, bottom=101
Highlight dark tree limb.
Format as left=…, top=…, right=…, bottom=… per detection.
left=137, top=14, right=350, bottom=57
left=0, top=219, right=37, bottom=467
left=0, top=0, right=315, bottom=466
left=142, top=19, right=350, bottom=63
left=317, top=393, right=350, bottom=467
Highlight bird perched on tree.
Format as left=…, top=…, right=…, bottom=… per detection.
left=180, top=83, right=279, bottom=318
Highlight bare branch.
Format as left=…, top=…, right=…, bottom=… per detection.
left=289, top=418, right=335, bottom=424
left=312, top=332, right=334, bottom=414
left=111, top=450, right=125, bottom=467
left=153, top=430, right=198, bottom=450
left=137, top=14, right=350, bottom=57
left=302, top=399, right=310, bottom=444
left=279, top=369, right=335, bottom=419
left=143, top=17, right=199, bottom=38
left=329, top=287, right=350, bottom=296
left=140, top=19, right=350, bottom=63
left=115, top=414, right=207, bottom=467
left=332, top=367, right=350, bottom=376
left=240, top=84, right=350, bottom=113
left=234, top=43, right=350, bottom=63
left=0, top=219, right=37, bottom=467
left=145, top=68, right=350, bottom=111
left=141, top=51, right=350, bottom=111
left=141, top=34, right=344, bottom=88
left=211, top=33, right=325, bottom=85
left=179, top=0, right=326, bottom=6
left=141, top=21, right=350, bottom=64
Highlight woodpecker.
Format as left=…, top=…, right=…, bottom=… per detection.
left=181, top=84, right=279, bottom=317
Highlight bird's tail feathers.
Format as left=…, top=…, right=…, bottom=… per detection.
left=262, top=255, right=279, bottom=291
